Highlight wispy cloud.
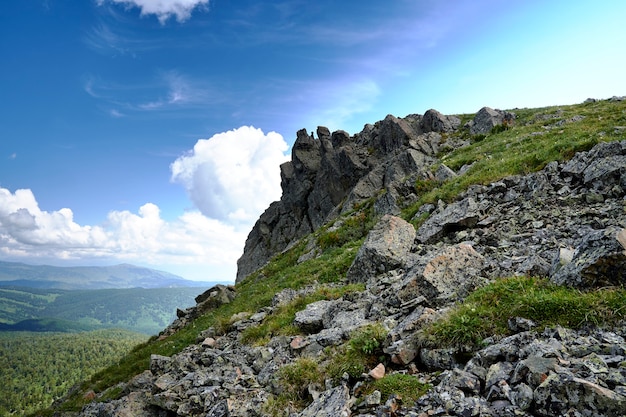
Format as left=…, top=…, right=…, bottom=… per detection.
left=84, top=71, right=215, bottom=116
left=97, top=0, right=210, bottom=24
left=137, top=71, right=208, bottom=110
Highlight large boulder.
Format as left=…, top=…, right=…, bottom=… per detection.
left=421, top=108, right=461, bottom=133
left=401, top=243, right=486, bottom=306
left=469, top=107, right=515, bottom=135
left=415, top=197, right=481, bottom=243
left=346, top=215, right=416, bottom=283
left=550, top=227, right=626, bottom=288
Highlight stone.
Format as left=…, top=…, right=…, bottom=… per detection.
left=368, top=363, right=386, bottom=380
left=512, top=356, right=558, bottom=387
left=420, top=347, right=458, bottom=371
left=469, top=107, right=515, bottom=135
left=294, top=300, right=333, bottom=334
left=507, top=317, right=537, bottom=333
left=416, top=197, right=481, bottom=243
left=346, top=215, right=416, bottom=283
left=434, top=164, right=457, bottom=181
left=297, top=384, right=351, bottom=417
left=485, top=361, right=515, bottom=389
left=404, top=243, right=486, bottom=305
left=421, top=109, right=461, bottom=133
left=551, top=227, right=626, bottom=288
left=533, top=371, right=626, bottom=416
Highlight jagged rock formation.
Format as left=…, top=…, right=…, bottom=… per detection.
left=65, top=100, right=626, bottom=417
left=236, top=108, right=471, bottom=282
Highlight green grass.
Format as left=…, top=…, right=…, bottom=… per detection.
left=263, top=357, right=324, bottom=416
left=404, top=99, right=626, bottom=222
left=419, top=276, right=626, bottom=350
left=364, top=373, right=430, bottom=407
left=240, top=283, right=365, bottom=345
left=324, top=323, right=389, bottom=381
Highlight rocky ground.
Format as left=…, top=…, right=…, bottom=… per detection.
left=66, top=101, right=626, bottom=417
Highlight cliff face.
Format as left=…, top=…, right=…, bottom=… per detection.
left=60, top=97, right=626, bottom=417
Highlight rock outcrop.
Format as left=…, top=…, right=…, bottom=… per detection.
left=236, top=108, right=462, bottom=282
left=65, top=100, right=626, bottom=417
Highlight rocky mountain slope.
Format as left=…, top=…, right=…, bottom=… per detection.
left=48, top=97, right=626, bottom=417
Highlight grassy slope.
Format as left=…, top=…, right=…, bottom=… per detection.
left=40, top=98, right=626, bottom=415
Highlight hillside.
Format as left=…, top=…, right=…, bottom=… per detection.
left=0, top=286, right=207, bottom=334
left=0, top=261, right=213, bottom=290
left=41, top=97, right=626, bottom=417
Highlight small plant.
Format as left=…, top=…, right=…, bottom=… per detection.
left=490, top=122, right=511, bottom=135
left=326, top=323, right=389, bottom=380
left=348, top=322, right=388, bottom=356
left=317, top=207, right=376, bottom=251
left=275, top=358, right=323, bottom=404
left=366, top=373, right=431, bottom=407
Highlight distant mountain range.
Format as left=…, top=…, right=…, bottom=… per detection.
left=0, top=260, right=220, bottom=290
left=0, top=286, right=209, bottom=334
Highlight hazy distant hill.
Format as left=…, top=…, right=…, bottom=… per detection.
left=0, top=260, right=216, bottom=290
left=0, top=286, right=210, bottom=334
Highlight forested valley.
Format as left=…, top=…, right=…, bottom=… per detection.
left=0, top=286, right=205, bottom=335
left=0, top=329, right=147, bottom=416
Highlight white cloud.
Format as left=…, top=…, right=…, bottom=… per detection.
left=171, top=126, right=290, bottom=224
left=0, top=187, right=245, bottom=281
left=0, top=126, right=290, bottom=282
left=99, top=0, right=210, bottom=23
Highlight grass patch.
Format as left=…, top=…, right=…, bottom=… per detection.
left=317, top=203, right=377, bottom=250
left=419, top=276, right=626, bottom=350
left=364, top=373, right=430, bottom=407
left=325, top=323, right=389, bottom=380
left=264, top=358, right=325, bottom=415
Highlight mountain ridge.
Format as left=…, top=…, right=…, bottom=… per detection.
left=0, top=260, right=216, bottom=290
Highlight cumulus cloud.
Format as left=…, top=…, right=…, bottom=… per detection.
left=0, top=126, right=290, bottom=281
left=170, top=126, right=290, bottom=224
left=0, top=187, right=245, bottom=281
left=98, top=0, right=210, bottom=23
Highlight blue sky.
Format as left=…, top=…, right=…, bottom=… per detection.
left=1, top=0, right=625, bottom=282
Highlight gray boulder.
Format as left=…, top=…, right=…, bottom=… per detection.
left=402, top=243, right=486, bottom=306
left=415, top=197, right=481, bottom=243
left=469, top=106, right=515, bottom=135
left=297, top=384, right=351, bottom=417
left=346, top=215, right=416, bottom=283
left=550, top=227, right=626, bottom=288
left=421, top=108, right=461, bottom=133
left=533, top=371, right=626, bottom=417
